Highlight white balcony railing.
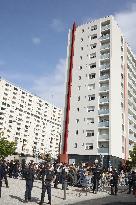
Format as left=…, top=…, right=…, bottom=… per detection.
left=98, top=109, right=109, bottom=115
left=100, top=44, right=110, bottom=50
left=98, top=121, right=109, bottom=127
left=100, top=53, right=110, bottom=60
left=98, top=134, right=109, bottom=141
left=129, top=134, right=136, bottom=142
left=100, top=34, right=110, bottom=41
left=100, top=64, right=110, bottom=70
left=99, top=86, right=109, bottom=91
left=99, top=98, right=109, bottom=103
left=98, top=147, right=109, bottom=153
left=100, top=74, right=110, bottom=80
left=101, top=24, right=110, bottom=31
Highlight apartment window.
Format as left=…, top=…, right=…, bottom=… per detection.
left=87, top=118, right=94, bottom=124
left=81, top=38, right=83, bottom=42
left=90, top=53, right=96, bottom=59
left=77, top=108, right=79, bottom=112
left=5, top=83, right=9, bottom=87
left=82, top=29, right=84, bottom=33
left=86, top=130, right=94, bottom=137
left=78, top=86, right=81, bottom=90
left=74, top=143, right=77, bottom=148
left=79, top=76, right=81, bottom=80
left=79, top=66, right=82, bottom=70
left=14, top=87, right=18, bottom=91
left=87, top=106, right=95, bottom=112
left=91, top=34, right=97, bottom=40
left=78, top=96, right=80, bottom=101
left=89, top=73, right=96, bottom=79
left=91, top=25, right=97, bottom=31
left=90, top=44, right=97, bottom=49
left=76, top=130, right=78, bottom=135
left=88, top=95, right=95, bottom=101
left=76, top=119, right=79, bottom=123
left=85, top=143, right=93, bottom=150
left=81, top=47, right=83, bottom=50
left=90, top=63, right=96, bottom=69
left=88, top=84, right=95, bottom=90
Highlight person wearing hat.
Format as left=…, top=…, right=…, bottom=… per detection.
left=39, top=164, right=55, bottom=205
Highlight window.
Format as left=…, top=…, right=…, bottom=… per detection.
left=80, top=56, right=82, bottom=60
left=14, top=87, right=18, bottom=91
left=86, top=130, right=94, bottom=137
left=87, top=106, right=95, bottom=112
left=88, top=95, right=95, bottom=101
left=78, top=96, right=80, bottom=101
left=81, top=38, right=83, bottom=42
left=85, top=143, right=93, bottom=150
left=78, top=86, right=81, bottom=90
left=76, top=130, right=78, bottom=135
left=89, top=63, right=96, bottom=69
left=79, top=66, right=82, bottom=70
left=89, top=73, right=96, bottom=79
left=90, top=44, right=97, bottom=49
left=76, top=119, right=79, bottom=123
left=87, top=118, right=94, bottom=124
left=88, top=84, right=95, bottom=90
left=81, top=47, right=83, bottom=50
left=90, top=53, right=96, bottom=59
left=77, top=108, right=79, bottom=112
left=91, top=34, right=97, bottom=40
left=91, top=25, right=97, bottom=31
left=74, top=143, right=77, bottom=148
left=79, top=76, right=81, bottom=80
left=82, top=29, right=84, bottom=33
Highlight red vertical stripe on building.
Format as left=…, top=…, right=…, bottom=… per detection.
left=63, top=23, right=76, bottom=154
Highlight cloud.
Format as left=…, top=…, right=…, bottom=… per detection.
left=32, top=37, right=41, bottom=45
left=32, top=58, right=66, bottom=108
left=115, top=3, right=136, bottom=53
left=51, top=19, right=64, bottom=32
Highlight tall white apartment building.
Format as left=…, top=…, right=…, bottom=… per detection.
left=0, top=78, right=62, bottom=158
left=60, top=15, right=136, bottom=167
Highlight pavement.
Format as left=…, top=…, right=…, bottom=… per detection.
left=0, top=178, right=135, bottom=205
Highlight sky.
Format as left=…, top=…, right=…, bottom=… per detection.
left=0, top=0, right=136, bottom=108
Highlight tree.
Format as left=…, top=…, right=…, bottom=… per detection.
left=39, top=153, right=52, bottom=162
left=129, top=144, right=136, bottom=167
left=0, top=137, right=16, bottom=159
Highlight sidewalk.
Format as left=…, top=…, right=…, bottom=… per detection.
left=0, top=178, right=109, bottom=205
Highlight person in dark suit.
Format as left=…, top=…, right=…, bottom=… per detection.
left=24, top=164, right=35, bottom=202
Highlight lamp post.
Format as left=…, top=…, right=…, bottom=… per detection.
left=94, top=158, right=99, bottom=193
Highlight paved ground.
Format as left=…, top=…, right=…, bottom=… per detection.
left=0, top=178, right=135, bottom=205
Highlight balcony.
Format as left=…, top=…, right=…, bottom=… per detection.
left=99, top=98, right=109, bottom=103
left=101, top=24, right=110, bottom=31
left=100, top=44, right=110, bottom=51
left=99, top=86, right=109, bottom=92
left=129, top=134, right=136, bottom=142
left=98, top=147, right=109, bottom=153
left=98, top=134, right=109, bottom=141
left=100, top=53, right=110, bottom=60
left=98, top=121, right=109, bottom=127
left=100, top=64, right=110, bottom=70
left=128, top=114, right=133, bottom=121
left=100, top=34, right=110, bottom=41
left=100, top=74, right=110, bottom=80
left=98, top=109, right=109, bottom=115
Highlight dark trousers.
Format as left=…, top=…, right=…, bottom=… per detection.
left=25, top=180, right=33, bottom=200
left=128, top=182, right=132, bottom=194
left=93, top=179, right=98, bottom=193
left=0, top=180, right=2, bottom=198
left=111, top=183, right=118, bottom=195
left=41, top=182, right=51, bottom=203
left=4, top=175, right=8, bottom=187
left=54, top=175, right=59, bottom=188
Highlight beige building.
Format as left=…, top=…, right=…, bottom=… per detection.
left=0, top=78, right=62, bottom=158
left=61, top=15, right=136, bottom=166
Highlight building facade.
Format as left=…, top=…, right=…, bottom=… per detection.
left=0, top=78, right=62, bottom=158
left=61, top=15, right=136, bottom=166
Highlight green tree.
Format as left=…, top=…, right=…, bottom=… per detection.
left=129, top=144, right=136, bottom=167
left=0, top=137, right=16, bottom=159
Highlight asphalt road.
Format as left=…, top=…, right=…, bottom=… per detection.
left=71, top=192, right=136, bottom=205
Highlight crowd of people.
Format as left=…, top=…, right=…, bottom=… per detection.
left=0, top=159, right=136, bottom=205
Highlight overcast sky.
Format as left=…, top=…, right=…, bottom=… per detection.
left=0, top=0, right=136, bottom=108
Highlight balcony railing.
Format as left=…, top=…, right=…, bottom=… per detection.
left=98, top=109, right=109, bottom=115
left=101, top=24, right=110, bottom=31
left=99, top=86, right=109, bottom=91
left=98, top=134, right=109, bottom=141
left=100, top=44, right=110, bottom=50
left=98, top=147, right=109, bottom=153
left=100, top=64, right=110, bottom=70
left=98, top=121, right=109, bottom=127
left=129, top=134, right=136, bottom=142
left=100, top=74, right=110, bottom=80
left=100, top=53, right=110, bottom=60
left=100, top=34, right=110, bottom=41
left=99, top=98, right=109, bottom=103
